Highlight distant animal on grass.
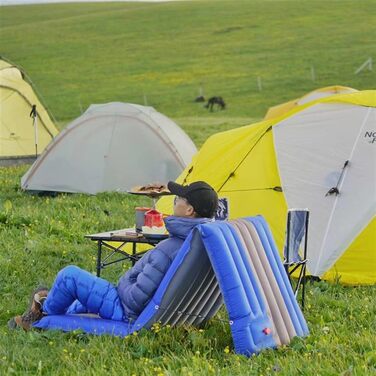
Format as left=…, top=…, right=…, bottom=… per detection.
left=205, top=96, right=226, bottom=111
left=194, top=95, right=205, bottom=103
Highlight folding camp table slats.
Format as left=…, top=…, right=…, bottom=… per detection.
left=85, top=229, right=167, bottom=277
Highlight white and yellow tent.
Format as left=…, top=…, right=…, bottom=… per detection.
left=0, top=59, right=58, bottom=165
left=158, top=90, right=376, bottom=285
left=264, top=85, right=358, bottom=120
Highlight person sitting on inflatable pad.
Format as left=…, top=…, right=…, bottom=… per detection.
left=9, top=181, right=218, bottom=330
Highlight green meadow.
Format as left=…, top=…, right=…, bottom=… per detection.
left=1, top=0, right=376, bottom=375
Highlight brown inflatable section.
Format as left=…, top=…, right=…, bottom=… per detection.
left=231, top=219, right=297, bottom=345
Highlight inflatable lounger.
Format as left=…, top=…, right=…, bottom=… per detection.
left=34, top=216, right=309, bottom=356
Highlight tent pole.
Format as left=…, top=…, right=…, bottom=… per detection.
left=34, top=115, right=38, bottom=157
left=30, top=104, right=38, bottom=157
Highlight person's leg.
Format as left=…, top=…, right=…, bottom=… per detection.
left=66, top=300, right=88, bottom=314
left=43, top=265, right=124, bottom=321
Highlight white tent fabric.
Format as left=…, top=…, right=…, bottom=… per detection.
left=296, top=87, right=357, bottom=105
left=21, top=103, right=197, bottom=194
left=273, top=103, right=376, bottom=276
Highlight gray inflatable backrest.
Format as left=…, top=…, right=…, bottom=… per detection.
left=145, top=229, right=223, bottom=328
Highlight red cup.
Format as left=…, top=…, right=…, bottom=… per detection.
left=144, top=209, right=164, bottom=228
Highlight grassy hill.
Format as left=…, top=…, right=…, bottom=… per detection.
left=0, top=1, right=375, bottom=375
left=1, top=0, right=375, bottom=140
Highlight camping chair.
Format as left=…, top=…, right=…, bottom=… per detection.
left=34, top=216, right=308, bottom=356
left=215, top=197, right=229, bottom=221
left=283, top=209, right=309, bottom=310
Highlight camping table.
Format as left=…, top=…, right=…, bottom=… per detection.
left=85, top=229, right=167, bottom=277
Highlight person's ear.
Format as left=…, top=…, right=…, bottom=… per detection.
left=186, top=204, right=195, bottom=217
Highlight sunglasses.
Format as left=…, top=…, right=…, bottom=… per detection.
left=174, top=196, right=189, bottom=205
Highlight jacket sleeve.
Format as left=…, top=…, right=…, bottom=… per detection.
left=117, top=245, right=173, bottom=319
left=119, top=251, right=150, bottom=286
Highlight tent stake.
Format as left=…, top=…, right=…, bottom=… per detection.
left=199, top=82, right=204, bottom=97
left=355, top=57, right=373, bottom=74
left=311, top=66, right=316, bottom=81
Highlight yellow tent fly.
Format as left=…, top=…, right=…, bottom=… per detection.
left=0, top=58, right=58, bottom=165
left=158, top=90, right=376, bottom=285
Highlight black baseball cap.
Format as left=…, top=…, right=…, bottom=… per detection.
left=168, top=181, right=218, bottom=218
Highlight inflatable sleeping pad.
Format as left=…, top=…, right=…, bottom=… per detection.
left=34, top=216, right=309, bottom=356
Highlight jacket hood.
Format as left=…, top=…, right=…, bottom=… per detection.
left=164, top=216, right=212, bottom=240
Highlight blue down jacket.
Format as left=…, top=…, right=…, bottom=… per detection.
left=117, top=216, right=211, bottom=320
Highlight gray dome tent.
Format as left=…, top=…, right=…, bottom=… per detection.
left=21, top=103, right=197, bottom=194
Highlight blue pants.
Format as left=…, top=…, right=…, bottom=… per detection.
left=43, top=265, right=125, bottom=321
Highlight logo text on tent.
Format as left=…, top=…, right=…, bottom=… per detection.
left=364, top=131, right=376, bottom=144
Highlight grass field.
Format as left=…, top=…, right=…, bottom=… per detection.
left=1, top=1, right=376, bottom=375
left=1, top=0, right=375, bottom=127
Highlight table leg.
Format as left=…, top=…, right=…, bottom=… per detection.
left=96, top=240, right=102, bottom=277
left=132, top=242, right=137, bottom=266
